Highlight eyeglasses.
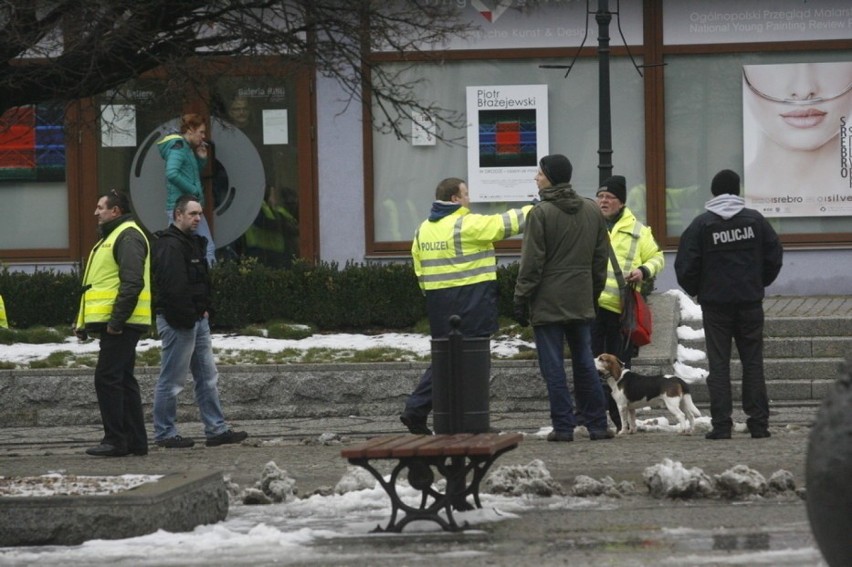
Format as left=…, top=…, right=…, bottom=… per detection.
left=742, top=69, right=852, bottom=106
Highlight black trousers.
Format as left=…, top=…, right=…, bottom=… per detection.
left=591, top=308, right=631, bottom=430
left=702, top=302, right=769, bottom=433
left=592, top=307, right=634, bottom=367
left=93, top=328, right=148, bottom=451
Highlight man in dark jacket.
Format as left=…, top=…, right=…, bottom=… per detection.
left=513, top=154, right=612, bottom=442
left=75, top=190, right=150, bottom=457
left=152, top=195, right=247, bottom=448
left=675, top=170, right=783, bottom=440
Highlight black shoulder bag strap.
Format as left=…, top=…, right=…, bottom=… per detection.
left=608, top=242, right=635, bottom=357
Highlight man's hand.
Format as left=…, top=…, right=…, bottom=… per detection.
left=626, top=268, right=644, bottom=284
left=73, top=326, right=88, bottom=341
left=106, top=325, right=122, bottom=335
left=513, top=301, right=530, bottom=328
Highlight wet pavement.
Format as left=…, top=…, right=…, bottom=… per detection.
left=0, top=403, right=829, bottom=566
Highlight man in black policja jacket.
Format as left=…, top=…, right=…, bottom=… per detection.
left=675, top=169, right=783, bottom=441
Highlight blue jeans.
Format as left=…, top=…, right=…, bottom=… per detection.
left=153, top=315, right=228, bottom=440
left=165, top=209, right=216, bottom=265
left=534, top=321, right=608, bottom=434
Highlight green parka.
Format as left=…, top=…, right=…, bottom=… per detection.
left=157, top=133, right=207, bottom=210
left=514, top=183, right=609, bottom=325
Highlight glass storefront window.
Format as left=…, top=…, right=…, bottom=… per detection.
left=664, top=50, right=852, bottom=237
left=0, top=104, right=69, bottom=249
left=210, top=77, right=300, bottom=267
left=97, top=79, right=182, bottom=229
left=371, top=56, right=646, bottom=244
left=95, top=74, right=301, bottom=268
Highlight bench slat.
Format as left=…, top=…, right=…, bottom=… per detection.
left=422, top=433, right=523, bottom=457
left=405, top=434, right=475, bottom=458
left=340, top=434, right=422, bottom=459
left=342, top=433, right=524, bottom=460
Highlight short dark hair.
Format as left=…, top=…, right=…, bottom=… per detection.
left=173, top=195, right=201, bottom=219
left=102, top=189, right=130, bottom=214
left=435, top=177, right=466, bottom=201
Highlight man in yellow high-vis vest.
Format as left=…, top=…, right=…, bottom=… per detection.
left=0, top=294, right=8, bottom=328
left=400, top=177, right=532, bottom=435
left=593, top=175, right=665, bottom=432
left=74, top=190, right=151, bottom=457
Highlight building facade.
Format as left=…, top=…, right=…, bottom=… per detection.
left=1, top=0, right=851, bottom=295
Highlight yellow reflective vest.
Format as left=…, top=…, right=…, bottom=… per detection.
left=599, top=206, right=665, bottom=314
left=0, top=294, right=7, bottom=328
left=412, top=204, right=532, bottom=291
left=76, top=221, right=152, bottom=328
left=244, top=201, right=295, bottom=254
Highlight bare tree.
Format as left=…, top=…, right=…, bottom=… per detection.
left=0, top=1, right=477, bottom=140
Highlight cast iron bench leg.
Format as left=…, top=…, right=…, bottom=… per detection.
left=349, top=457, right=467, bottom=532
left=463, top=445, right=517, bottom=508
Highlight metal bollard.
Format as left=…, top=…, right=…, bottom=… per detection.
left=805, top=357, right=852, bottom=567
left=431, top=315, right=491, bottom=434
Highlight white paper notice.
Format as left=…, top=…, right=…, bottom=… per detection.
left=100, top=105, right=137, bottom=147
left=411, top=111, right=437, bottom=146
left=262, top=109, right=289, bottom=145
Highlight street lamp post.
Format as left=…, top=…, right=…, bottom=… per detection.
left=539, top=0, right=618, bottom=184
left=596, top=0, right=613, bottom=185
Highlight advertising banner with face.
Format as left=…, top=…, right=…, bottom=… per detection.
left=743, top=61, right=852, bottom=217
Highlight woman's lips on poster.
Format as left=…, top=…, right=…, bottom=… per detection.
left=780, top=108, right=827, bottom=128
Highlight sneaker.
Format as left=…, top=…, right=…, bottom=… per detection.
left=156, top=435, right=195, bottom=449
left=750, top=430, right=771, bottom=439
left=546, top=431, right=574, bottom=442
left=589, top=430, right=615, bottom=441
left=705, top=429, right=732, bottom=440
left=206, top=429, right=248, bottom=447
left=400, top=414, right=432, bottom=435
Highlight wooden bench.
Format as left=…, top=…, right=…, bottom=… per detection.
left=341, top=432, right=523, bottom=532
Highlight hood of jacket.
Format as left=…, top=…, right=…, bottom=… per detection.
left=156, top=132, right=187, bottom=159
left=428, top=201, right=463, bottom=222
left=538, top=183, right=584, bottom=215
left=705, top=194, right=745, bottom=220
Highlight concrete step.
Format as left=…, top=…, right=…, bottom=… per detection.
left=687, top=379, right=830, bottom=404
left=681, top=336, right=852, bottom=359
left=679, top=316, right=852, bottom=338
left=675, top=356, right=844, bottom=380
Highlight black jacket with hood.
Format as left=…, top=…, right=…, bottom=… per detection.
left=152, top=224, right=211, bottom=329
left=675, top=194, right=783, bottom=305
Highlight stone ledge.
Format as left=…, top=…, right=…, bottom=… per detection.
left=0, top=359, right=673, bottom=427
left=0, top=471, right=228, bottom=546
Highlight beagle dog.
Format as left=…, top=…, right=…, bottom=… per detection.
left=594, top=353, right=701, bottom=435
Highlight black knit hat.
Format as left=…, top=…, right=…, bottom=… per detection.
left=711, top=169, right=741, bottom=196
left=597, top=175, right=627, bottom=203
left=539, top=154, right=573, bottom=185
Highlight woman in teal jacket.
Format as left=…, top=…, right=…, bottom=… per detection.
left=157, top=114, right=216, bottom=264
